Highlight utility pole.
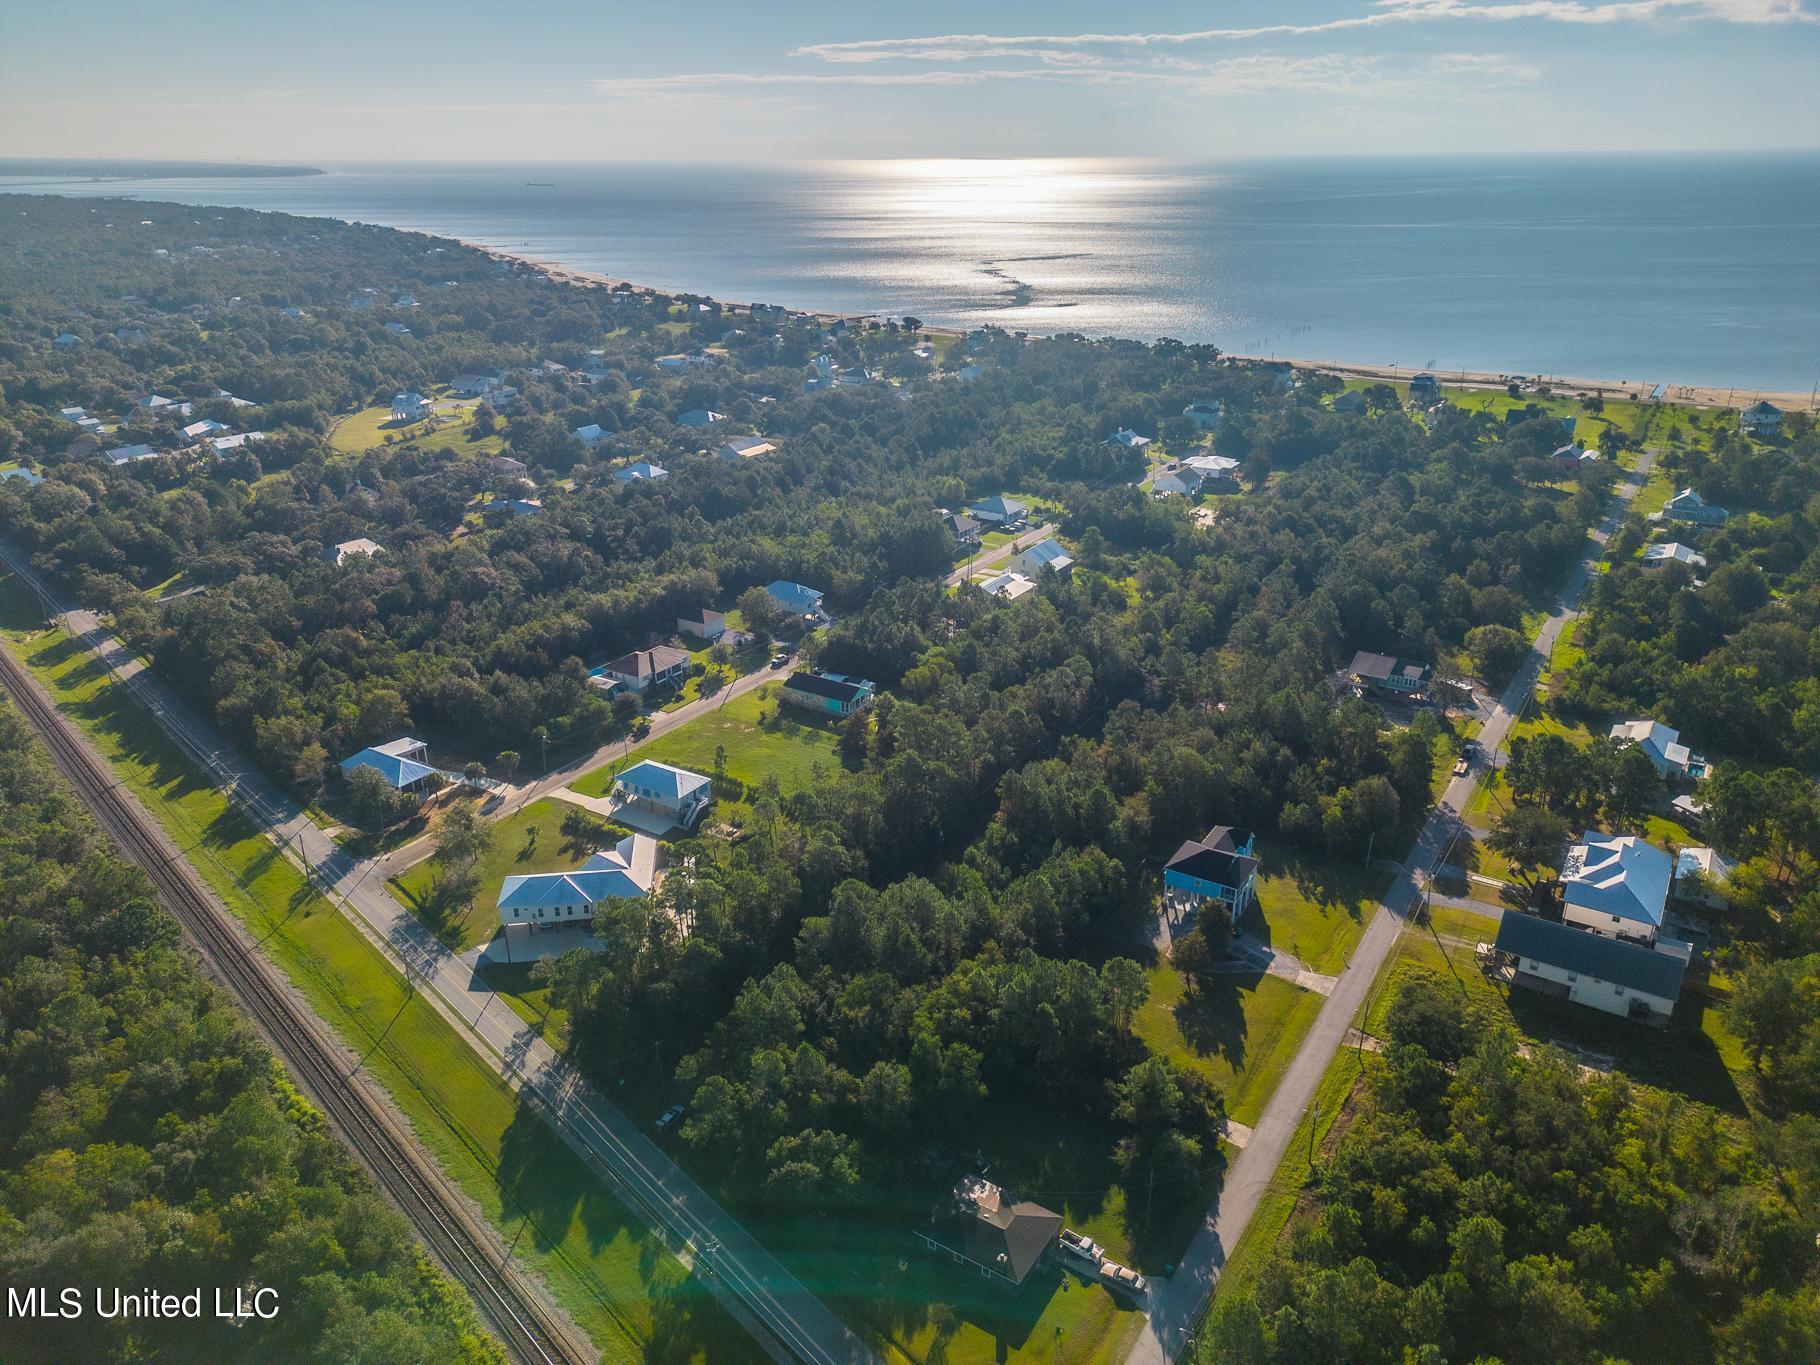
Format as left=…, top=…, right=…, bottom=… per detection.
left=1308, top=1102, right=1320, bottom=1166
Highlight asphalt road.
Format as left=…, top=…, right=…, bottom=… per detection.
left=1125, top=451, right=1653, bottom=1364
left=942, top=521, right=1059, bottom=587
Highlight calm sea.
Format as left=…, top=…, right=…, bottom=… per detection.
left=5, top=156, right=1816, bottom=391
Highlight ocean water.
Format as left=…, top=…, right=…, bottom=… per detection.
left=5, top=156, right=1816, bottom=391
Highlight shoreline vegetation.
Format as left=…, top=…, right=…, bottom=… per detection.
left=458, top=236, right=1819, bottom=413
left=0, top=158, right=324, bottom=178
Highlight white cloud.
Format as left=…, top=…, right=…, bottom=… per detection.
left=792, top=0, right=1813, bottom=64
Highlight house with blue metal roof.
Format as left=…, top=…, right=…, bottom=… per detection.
left=610, top=760, right=713, bottom=832
left=340, top=737, right=437, bottom=792
left=764, top=579, right=826, bottom=619
left=497, top=833, right=657, bottom=933
left=1010, top=537, right=1075, bottom=578
left=1560, top=832, right=1673, bottom=943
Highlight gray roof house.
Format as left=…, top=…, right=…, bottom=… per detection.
left=916, top=1175, right=1062, bottom=1289
left=1740, top=400, right=1783, bottom=437
left=1494, top=911, right=1687, bottom=1026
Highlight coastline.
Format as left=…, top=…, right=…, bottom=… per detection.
left=463, top=236, right=1817, bottom=413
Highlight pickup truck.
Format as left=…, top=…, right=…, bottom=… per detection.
left=1452, top=756, right=1471, bottom=777
left=1059, top=1229, right=1103, bottom=1266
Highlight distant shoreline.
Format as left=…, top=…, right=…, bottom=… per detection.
left=464, top=236, right=1818, bottom=414
left=0, top=158, right=322, bottom=180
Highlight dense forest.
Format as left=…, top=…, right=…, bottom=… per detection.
left=1202, top=975, right=1820, bottom=1364
left=9, top=191, right=1817, bottom=1359
left=0, top=699, right=502, bottom=1364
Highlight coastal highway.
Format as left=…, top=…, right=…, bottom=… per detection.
left=0, top=537, right=880, bottom=1365
left=1126, top=452, right=1654, bottom=1364
left=0, top=598, right=592, bottom=1365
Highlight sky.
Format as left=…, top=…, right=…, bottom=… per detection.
left=3, top=0, right=1817, bottom=162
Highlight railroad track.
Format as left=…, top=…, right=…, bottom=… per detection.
left=0, top=639, right=595, bottom=1365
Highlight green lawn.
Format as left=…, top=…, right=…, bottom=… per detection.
left=1133, top=962, right=1327, bottom=1126
left=1243, top=849, right=1392, bottom=974
left=392, top=797, right=621, bottom=950
left=1211, top=1048, right=1367, bottom=1306
left=0, top=573, right=751, bottom=1363
left=329, top=396, right=502, bottom=458
left=571, top=684, right=850, bottom=809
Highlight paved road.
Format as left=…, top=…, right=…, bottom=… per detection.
left=0, top=538, right=878, bottom=1365
left=943, top=521, right=1059, bottom=587
left=1125, top=452, right=1652, bottom=1364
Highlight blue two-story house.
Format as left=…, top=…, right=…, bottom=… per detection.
left=1163, top=826, right=1261, bottom=918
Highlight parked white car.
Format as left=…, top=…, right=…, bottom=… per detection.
left=1099, top=1261, right=1149, bottom=1299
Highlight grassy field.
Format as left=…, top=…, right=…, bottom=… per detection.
left=571, top=684, right=852, bottom=808
left=1133, top=962, right=1327, bottom=1126
left=1210, top=1049, right=1367, bottom=1306
left=1243, top=850, right=1393, bottom=975
left=392, top=797, right=621, bottom=950
left=0, top=573, right=751, bottom=1363
left=329, top=396, right=504, bottom=458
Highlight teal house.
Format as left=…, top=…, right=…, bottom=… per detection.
left=780, top=670, right=875, bottom=718
left=1163, top=826, right=1260, bottom=917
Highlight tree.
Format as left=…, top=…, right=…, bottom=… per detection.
left=1486, top=806, right=1571, bottom=888
left=1465, top=623, right=1528, bottom=686
left=496, top=750, right=521, bottom=784
left=436, top=802, right=489, bottom=873
left=345, top=765, right=399, bottom=832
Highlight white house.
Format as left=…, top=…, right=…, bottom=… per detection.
left=1106, top=428, right=1152, bottom=451
left=1674, top=846, right=1733, bottom=909
left=614, top=461, right=669, bottom=484
left=575, top=423, right=610, bottom=445
left=1011, top=537, right=1074, bottom=578
left=391, top=392, right=432, bottom=422
left=209, top=432, right=264, bottom=454
left=339, top=737, right=436, bottom=792
left=324, top=537, right=385, bottom=565
left=105, top=443, right=159, bottom=465
left=678, top=608, right=726, bottom=642
left=496, top=833, right=658, bottom=933
left=1740, top=400, right=1783, bottom=437
left=765, top=580, right=826, bottom=620
left=182, top=419, right=229, bottom=440
left=1560, top=832, right=1673, bottom=944
left=1150, top=470, right=1201, bottom=498
left=1494, top=910, right=1687, bottom=1026
left=955, top=363, right=984, bottom=383
left=1183, top=453, right=1241, bottom=483
left=1642, top=542, right=1707, bottom=574
left=383, top=321, right=412, bottom=336
left=980, top=570, right=1039, bottom=601
left=610, top=760, right=713, bottom=832
left=58, top=406, right=88, bottom=424
left=677, top=409, right=725, bottom=428
left=53, top=332, right=83, bottom=349
left=720, top=436, right=775, bottom=461
left=657, top=353, right=714, bottom=371
left=1182, top=400, right=1223, bottom=429
left=594, top=645, right=691, bottom=695
left=965, top=494, right=1027, bottom=526
left=137, top=393, right=178, bottom=411
left=1608, top=719, right=1696, bottom=778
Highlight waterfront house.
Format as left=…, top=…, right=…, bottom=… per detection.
left=1163, top=826, right=1260, bottom=918
left=497, top=833, right=658, bottom=932
left=1740, top=400, right=1783, bottom=437
left=916, top=1175, right=1061, bottom=1291
left=1664, top=488, right=1728, bottom=526
left=610, top=759, right=713, bottom=832
left=340, top=737, right=436, bottom=792
left=780, top=670, right=875, bottom=718
left=595, top=645, right=691, bottom=695
left=391, top=391, right=432, bottom=422
left=1409, top=373, right=1440, bottom=402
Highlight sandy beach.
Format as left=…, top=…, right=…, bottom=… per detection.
left=466, top=239, right=1817, bottom=415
